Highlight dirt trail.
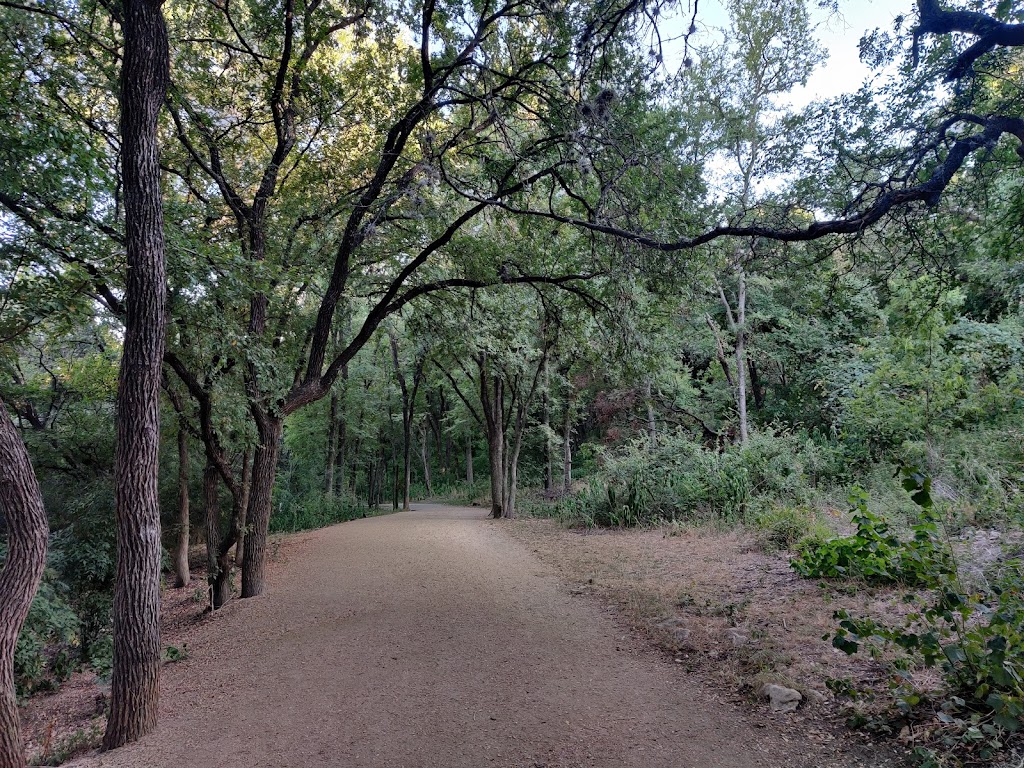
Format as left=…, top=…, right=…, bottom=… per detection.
left=75, top=505, right=828, bottom=768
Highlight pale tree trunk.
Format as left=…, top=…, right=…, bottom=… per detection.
left=718, top=272, right=749, bottom=446
left=504, top=402, right=528, bottom=519
left=562, top=399, right=573, bottom=492
left=389, top=331, right=422, bottom=512
left=173, top=424, right=190, bottom=588
left=240, top=417, right=283, bottom=599
left=419, top=423, right=433, bottom=497
left=0, top=401, right=49, bottom=768
left=542, top=365, right=553, bottom=491
left=104, top=0, right=169, bottom=747
left=465, top=436, right=473, bottom=485
left=325, top=393, right=338, bottom=496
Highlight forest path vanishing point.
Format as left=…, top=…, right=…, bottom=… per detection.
left=75, top=504, right=836, bottom=768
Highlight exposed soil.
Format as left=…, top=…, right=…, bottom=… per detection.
left=24, top=504, right=907, bottom=767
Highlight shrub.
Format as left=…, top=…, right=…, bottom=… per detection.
left=550, top=428, right=844, bottom=528
left=14, top=569, right=80, bottom=697
left=802, top=470, right=1024, bottom=763
left=269, top=491, right=368, bottom=533
left=753, top=505, right=817, bottom=552
left=791, top=478, right=953, bottom=588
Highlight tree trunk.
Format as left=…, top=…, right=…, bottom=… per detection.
left=419, top=423, right=433, bottom=497
left=644, top=377, right=657, bottom=449
left=402, top=417, right=412, bottom=510
left=562, top=400, right=573, bottom=492
left=465, top=436, right=473, bottom=485
left=104, top=0, right=169, bottom=748
left=0, top=401, right=49, bottom=768
left=735, top=271, right=749, bottom=445
left=335, top=419, right=347, bottom=497
left=173, top=424, right=190, bottom=588
left=203, top=462, right=229, bottom=609
left=240, top=417, right=283, bottom=599
left=542, top=388, right=553, bottom=491
left=482, top=372, right=505, bottom=518
left=325, top=393, right=338, bottom=496
left=234, top=450, right=251, bottom=568
left=504, top=403, right=527, bottom=519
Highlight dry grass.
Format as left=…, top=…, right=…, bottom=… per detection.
left=507, top=518, right=919, bottom=716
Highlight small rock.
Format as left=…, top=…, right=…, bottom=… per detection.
left=725, top=629, right=749, bottom=647
left=760, top=684, right=803, bottom=713
left=805, top=689, right=827, bottom=707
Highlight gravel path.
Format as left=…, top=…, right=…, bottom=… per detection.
left=79, top=504, right=815, bottom=768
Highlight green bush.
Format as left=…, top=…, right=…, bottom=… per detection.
left=269, top=491, right=369, bottom=533
left=753, top=505, right=818, bottom=551
left=550, top=429, right=844, bottom=528
left=791, top=478, right=953, bottom=588
left=805, top=471, right=1024, bottom=762
left=14, top=569, right=80, bottom=697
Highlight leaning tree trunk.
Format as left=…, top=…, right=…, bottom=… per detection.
left=240, top=417, right=283, bottom=599
left=0, top=401, right=49, bottom=768
left=104, top=0, right=169, bottom=748
left=173, top=424, right=190, bottom=588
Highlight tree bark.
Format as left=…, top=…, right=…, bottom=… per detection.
left=542, top=369, right=553, bottom=491
left=173, top=424, right=190, bottom=588
left=419, top=423, right=433, bottom=497
left=504, top=402, right=528, bottom=519
left=240, top=417, right=283, bottom=599
left=104, top=0, right=169, bottom=748
left=0, top=401, right=49, bottom=768
left=562, top=399, right=573, bottom=492
left=734, top=272, right=749, bottom=445
left=465, top=436, right=473, bottom=485
left=325, top=394, right=338, bottom=496
left=234, top=450, right=251, bottom=567
left=481, top=370, right=505, bottom=518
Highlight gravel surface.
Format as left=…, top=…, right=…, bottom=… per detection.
left=73, top=504, right=841, bottom=768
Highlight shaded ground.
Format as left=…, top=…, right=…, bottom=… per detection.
left=35, top=504, right=903, bottom=767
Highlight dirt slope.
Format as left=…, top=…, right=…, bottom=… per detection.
left=71, top=504, right=852, bottom=768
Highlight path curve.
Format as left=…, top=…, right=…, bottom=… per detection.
left=80, top=505, right=811, bottom=768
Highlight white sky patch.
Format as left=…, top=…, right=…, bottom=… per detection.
left=663, top=0, right=914, bottom=104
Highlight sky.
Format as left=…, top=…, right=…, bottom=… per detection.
left=664, top=0, right=918, bottom=104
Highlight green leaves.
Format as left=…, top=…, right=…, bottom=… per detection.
left=791, top=481, right=953, bottom=588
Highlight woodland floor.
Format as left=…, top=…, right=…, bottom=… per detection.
left=24, top=504, right=911, bottom=768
